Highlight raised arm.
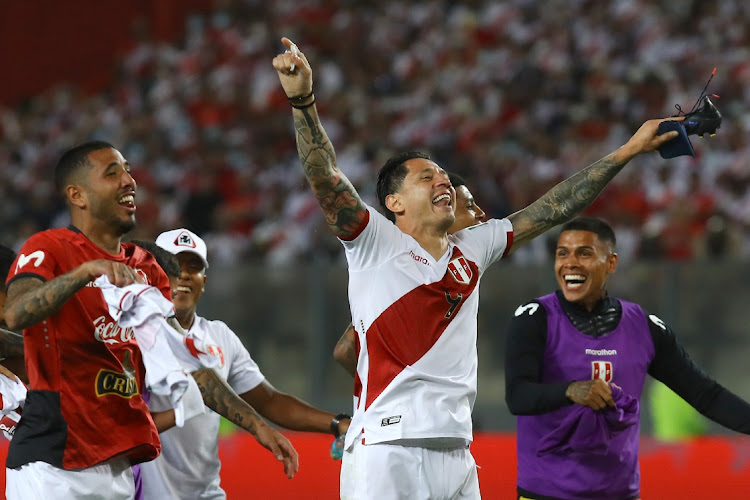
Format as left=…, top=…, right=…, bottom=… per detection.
left=272, top=37, right=367, bottom=239
left=4, top=260, right=144, bottom=331
left=506, top=118, right=681, bottom=254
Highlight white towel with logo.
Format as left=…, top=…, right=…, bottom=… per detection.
left=95, top=275, right=218, bottom=426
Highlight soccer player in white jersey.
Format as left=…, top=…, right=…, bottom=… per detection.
left=333, top=171, right=486, bottom=378
left=141, top=228, right=351, bottom=500
left=273, top=37, right=681, bottom=500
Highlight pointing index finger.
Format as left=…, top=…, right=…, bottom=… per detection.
left=289, top=43, right=300, bottom=73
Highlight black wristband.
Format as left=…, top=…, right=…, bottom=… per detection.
left=330, top=413, right=350, bottom=437
left=287, top=90, right=313, bottom=102
left=289, top=96, right=315, bottom=110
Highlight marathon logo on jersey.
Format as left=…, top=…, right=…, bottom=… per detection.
left=591, top=361, right=613, bottom=382
left=94, top=316, right=135, bottom=344
left=408, top=250, right=430, bottom=266
left=381, top=415, right=401, bottom=427
left=585, top=348, right=617, bottom=356
left=207, top=344, right=225, bottom=368
left=447, top=256, right=472, bottom=285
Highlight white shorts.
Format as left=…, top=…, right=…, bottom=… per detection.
left=340, top=437, right=480, bottom=500
left=6, top=457, right=135, bottom=500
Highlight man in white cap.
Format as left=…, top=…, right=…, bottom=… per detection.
left=142, top=228, right=351, bottom=500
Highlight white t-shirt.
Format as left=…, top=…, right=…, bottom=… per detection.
left=342, top=206, right=513, bottom=449
left=140, top=316, right=265, bottom=500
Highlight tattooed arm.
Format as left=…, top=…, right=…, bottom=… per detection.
left=4, top=260, right=144, bottom=331
left=164, top=317, right=298, bottom=476
left=190, top=368, right=268, bottom=434
left=272, top=37, right=367, bottom=239
left=191, top=368, right=299, bottom=478
left=506, top=118, right=681, bottom=254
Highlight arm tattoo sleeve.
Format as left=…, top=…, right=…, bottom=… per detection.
left=293, top=106, right=367, bottom=238
left=508, top=152, right=625, bottom=248
left=191, top=368, right=266, bottom=435
left=5, top=273, right=90, bottom=331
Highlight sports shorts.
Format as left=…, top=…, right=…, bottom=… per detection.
left=340, top=435, right=480, bottom=499
left=6, top=456, right=135, bottom=499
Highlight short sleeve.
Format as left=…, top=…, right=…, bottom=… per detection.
left=7, top=232, right=59, bottom=286
left=450, top=218, right=514, bottom=272
left=339, top=205, right=409, bottom=271
left=216, top=322, right=265, bottom=395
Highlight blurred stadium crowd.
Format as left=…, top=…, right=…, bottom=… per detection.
left=1, top=0, right=750, bottom=266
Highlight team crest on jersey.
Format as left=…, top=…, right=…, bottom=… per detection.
left=591, top=361, right=613, bottom=382
left=206, top=344, right=225, bottom=367
left=447, top=256, right=472, bottom=285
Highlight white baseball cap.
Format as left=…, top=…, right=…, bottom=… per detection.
left=155, top=228, right=209, bottom=269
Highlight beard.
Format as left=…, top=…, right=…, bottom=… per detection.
left=436, top=212, right=456, bottom=234
left=101, top=211, right=136, bottom=236
left=114, top=215, right=136, bottom=236
left=87, top=194, right=136, bottom=236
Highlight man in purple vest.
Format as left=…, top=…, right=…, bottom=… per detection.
left=505, top=217, right=750, bottom=500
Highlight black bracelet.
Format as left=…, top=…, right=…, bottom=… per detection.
left=330, top=413, right=350, bottom=437
left=289, top=96, right=315, bottom=110
left=287, top=90, right=313, bottom=102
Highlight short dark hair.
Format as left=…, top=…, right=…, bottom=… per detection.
left=131, top=240, right=181, bottom=278
left=54, top=141, right=117, bottom=196
left=559, top=217, right=616, bottom=249
left=447, top=171, right=467, bottom=190
left=0, top=244, right=17, bottom=291
left=376, top=151, right=431, bottom=222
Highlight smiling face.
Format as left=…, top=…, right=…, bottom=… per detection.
left=170, top=252, right=207, bottom=327
left=386, top=158, right=456, bottom=233
left=450, top=185, right=486, bottom=233
left=79, top=148, right=138, bottom=235
left=555, top=229, right=618, bottom=311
